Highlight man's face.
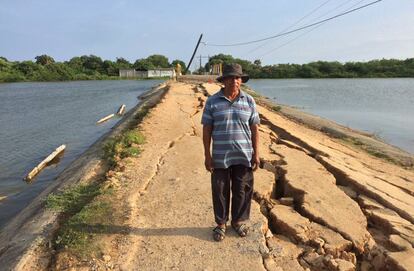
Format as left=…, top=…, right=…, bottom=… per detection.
left=223, top=76, right=242, bottom=91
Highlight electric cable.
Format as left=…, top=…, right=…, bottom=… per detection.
left=203, top=0, right=382, bottom=47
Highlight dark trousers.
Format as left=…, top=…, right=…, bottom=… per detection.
left=211, top=165, right=254, bottom=225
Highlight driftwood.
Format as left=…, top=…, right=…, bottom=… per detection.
left=117, top=104, right=126, bottom=115
left=96, top=113, right=115, bottom=124
left=24, top=145, right=66, bottom=182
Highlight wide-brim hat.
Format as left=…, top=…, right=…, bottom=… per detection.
left=217, top=63, right=249, bottom=83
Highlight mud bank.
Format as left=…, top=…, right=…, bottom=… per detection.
left=0, top=82, right=168, bottom=270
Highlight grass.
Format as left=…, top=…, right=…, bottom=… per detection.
left=103, top=129, right=145, bottom=167
left=271, top=105, right=282, bottom=112
left=46, top=183, right=114, bottom=256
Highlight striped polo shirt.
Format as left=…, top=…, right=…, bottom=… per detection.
left=201, top=88, right=260, bottom=169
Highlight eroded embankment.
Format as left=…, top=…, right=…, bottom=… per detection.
left=0, top=82, right=169, bottom=270
left=4, top=80, right=413, bottom=271
left=201, top=82, right=414, bottom=271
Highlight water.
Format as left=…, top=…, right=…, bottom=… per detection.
left=0, top=80, right=162, bottom=227
left=246, top=78, right=414, bottom=154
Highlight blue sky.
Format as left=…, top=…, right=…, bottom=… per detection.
left=1, top=0, right=413, bottom=69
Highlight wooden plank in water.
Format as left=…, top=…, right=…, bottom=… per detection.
left=117, top=104, right=126, bottom=115
left=24, top=144, right=66, bottom=182
left=97, top=113, right=115, bottom=124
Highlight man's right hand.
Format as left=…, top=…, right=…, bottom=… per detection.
left=204, top=155, right=214, bottom=172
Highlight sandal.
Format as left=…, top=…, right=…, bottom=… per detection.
left=212, top=226, right=226, bottom=242
left=232, top=223, right=249, bottom=237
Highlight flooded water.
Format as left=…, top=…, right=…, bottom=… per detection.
left=247, top=78, right=414, bottom=154
left=0, top=80, right=162, bottom=228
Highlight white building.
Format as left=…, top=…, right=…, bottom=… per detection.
left=119, top=68, right=175, bottom=79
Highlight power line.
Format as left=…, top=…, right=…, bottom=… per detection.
left=257, top=0, right=367, bottom=59
left=244, top=0, right=333, bottom=56
left=203, top=0, right=382, bottom=47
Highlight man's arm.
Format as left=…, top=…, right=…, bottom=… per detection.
left=250, top=124, right=260, bottom=171
left=203, top=125, right=213, bottom=172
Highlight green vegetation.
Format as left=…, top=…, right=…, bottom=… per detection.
left=103, top=129, right=145, bottom=167
left=46, top=183, right=113, bottom=256
left=0, top=54, right=186, bottom=83
left=202, top=54, right=414, bottom=78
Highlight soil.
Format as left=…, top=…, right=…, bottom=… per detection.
left=1, top=79, right=413, bottom=271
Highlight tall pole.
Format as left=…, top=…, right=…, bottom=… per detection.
left=185, top=33, right=203, bottom=74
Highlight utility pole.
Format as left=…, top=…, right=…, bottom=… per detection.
left=185, top=34, right=203, bottom=74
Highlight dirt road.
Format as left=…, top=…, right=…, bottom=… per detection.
left=9, top=80, right=414, bottom=270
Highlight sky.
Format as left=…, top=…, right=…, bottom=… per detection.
left=1, top=0, right=413, bottom=70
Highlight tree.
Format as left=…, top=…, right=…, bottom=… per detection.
left=133, top=59, right=155, bottom=70
left=81, top=55, right=104, bottom=72
left=253, top=59, right=262, bottom=67
left=146, top=54, right=170, bottom=68
left=35, top=55, right=55, bottom=65
left=116, top=57, right=132, bottom=69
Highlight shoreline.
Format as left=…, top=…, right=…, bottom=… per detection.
left=0, top=82, right=168, bottom=269
left=241, top=84, right=414, bottom=168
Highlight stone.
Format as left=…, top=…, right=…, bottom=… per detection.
left=335, top=259, right=355, bottom=271
left=273, top=144, right=370, bottom=253
left=388, top=234, right=412, bottom=251
left=102, top=255, right=111, bottom=262
left=278, top=197, right=294, bottom=206
left=371, top=253, right=386, bottom=271
left=360, top=261, right=373, bottom=271
left=386, top=250, right=414, bottom=271
left=337, top=185, right=358, bottom=199
left=269, top=205, right=352, bottom=253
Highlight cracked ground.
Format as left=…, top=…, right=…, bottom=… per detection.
left=50, top=81, right=414, bottom=271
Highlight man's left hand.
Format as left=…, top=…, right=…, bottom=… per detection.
left=251, top=154, right=260, bottom=171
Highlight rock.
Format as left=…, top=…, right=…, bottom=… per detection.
left=272, top=144, right=370, bottom=253
left=265, top=229, right=273, bottom=239
left=358, top=195, right=384, bottom=210
left=278, top=197, right=294, bottom=206
left=386, top=250, right=414, bottom=271
left=337, top=185, right=358, bottom=199
left=334, top=259, right=355, bottom=271
left=263, top=257, right=283, bottom=271
left=303, top=252, right=325, bottom=269
left=360, top=261, right=373, bottom=271
left=365, top=207, right=414, bottom=247
left=269, top=205, right=352, bottom=253
left=102, top=255, right=111, bottom=262
left=388, top=234, right=412, bottom=251
left=371, top=253, right=386, bottom=271
left=328, top=259, right=339, bottom=270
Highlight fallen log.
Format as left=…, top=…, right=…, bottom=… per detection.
left=97, top=113, right=115, bottom=124
left=117, top=104, right=126, bottom=115
left=24, top=145, right=66, bottom=182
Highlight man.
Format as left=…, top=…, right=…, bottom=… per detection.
left=201, top=63, right=260, bottom=242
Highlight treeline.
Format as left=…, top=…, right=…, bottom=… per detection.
left=204, top=54, right=414, bottom=78
left=0, top=55, right=186, bottom=83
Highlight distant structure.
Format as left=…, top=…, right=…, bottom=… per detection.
left=119, top=68, right=175, bottom=79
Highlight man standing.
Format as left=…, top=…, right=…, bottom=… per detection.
left=202, top=63, right=260, bottom=242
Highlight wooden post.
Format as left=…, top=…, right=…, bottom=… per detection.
left=117, top=104, right=126, bottom=115
left=24, top=145, right=66, bottom=182
left=97, top=113, right=115, bottom=124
